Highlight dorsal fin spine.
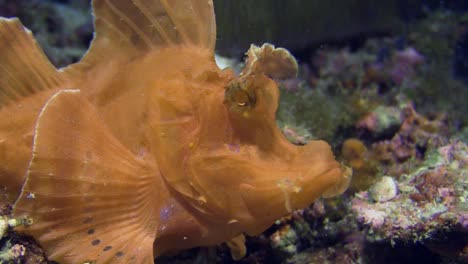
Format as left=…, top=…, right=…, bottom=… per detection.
left=131, top=0, right=174, bottom=46
left=160, top=0, right=192, bottom=45
left=105, top=0, right=154, bottom=49
left=0, top=18, right=63, bottom=107
left=10, top=20, right=61, bottom=91
left=192, top=1, right=205, bottom=46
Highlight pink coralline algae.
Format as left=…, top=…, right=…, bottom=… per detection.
left=390, top=47, right=425, bottom=85
left=370, top=104, right=449, bottom=175
left=351, top=140, right=467, bottom=245
left=395, top=47, right=425, bottom=65
left=458, top=213, right=468, bottom=230
left=357, top=105, right=403, bottom=137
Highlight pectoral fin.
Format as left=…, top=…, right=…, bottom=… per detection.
left=13, top=90, right=158, bottom=264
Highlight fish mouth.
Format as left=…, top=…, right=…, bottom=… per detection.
left=238, top=141, right=350, bottom=234
left=273, top=161, right=345, bottom=213
left=238, top=163, right=346, bottom=236
left=286, top=141, right=352, bottom=206
left=288, top=163, right=349, bottom=210
left=183, top=138, right=351, bottom=236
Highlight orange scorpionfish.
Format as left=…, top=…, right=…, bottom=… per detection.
left=0, top=0, right=350, bottom=263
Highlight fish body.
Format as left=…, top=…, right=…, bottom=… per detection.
left=0, top=1, right=350, bottom=263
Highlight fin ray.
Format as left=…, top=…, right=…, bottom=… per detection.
left=104, top=0, right=155, bottom=49
left=132, top=0, right=174, bottom=46
left=0, top=18, right=63, bottom=107
left=64, top=0, right=216, bottom=77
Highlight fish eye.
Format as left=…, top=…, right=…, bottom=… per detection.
left=225, top=80, right=256, bottom=109
left=233, top=90, right=249, bottom=106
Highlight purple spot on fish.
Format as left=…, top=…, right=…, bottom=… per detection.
left=83, top=216, right=93, bottom=224
left=228, top=143, right=240, bottom=153
left=159, top=206, right=172, bottom=222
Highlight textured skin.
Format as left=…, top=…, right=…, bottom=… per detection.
left=0, top=1, right=350, bottom=263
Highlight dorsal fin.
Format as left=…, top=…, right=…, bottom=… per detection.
left=0, top=18, right=64, bottom=107
left=65, top=0, right=216, bottom=76
left=13, top=90, right=159, bottom=264
left=0, top=18, right=66, bottom=206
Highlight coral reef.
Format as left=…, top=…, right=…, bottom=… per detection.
left=369, top=104, right=449, bottom=176
left=257, top=7, right=467, bottom=264
left=352, top=140, right=467, bottom=261
left=0, top=232, right=47, bottom=264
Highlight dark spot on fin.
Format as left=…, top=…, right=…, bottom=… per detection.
left=103, top=246, right=112, bottom=252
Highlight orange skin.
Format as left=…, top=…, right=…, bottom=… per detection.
left=0, top=1, right=349, bottom=263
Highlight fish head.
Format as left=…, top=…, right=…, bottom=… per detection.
left=181, top=45, right=350, bottom=236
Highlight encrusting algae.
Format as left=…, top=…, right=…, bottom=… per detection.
left=0, top=0, right=350, bottom=263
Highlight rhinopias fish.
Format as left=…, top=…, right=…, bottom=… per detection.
left=0, top=1, right=350, bottom=263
